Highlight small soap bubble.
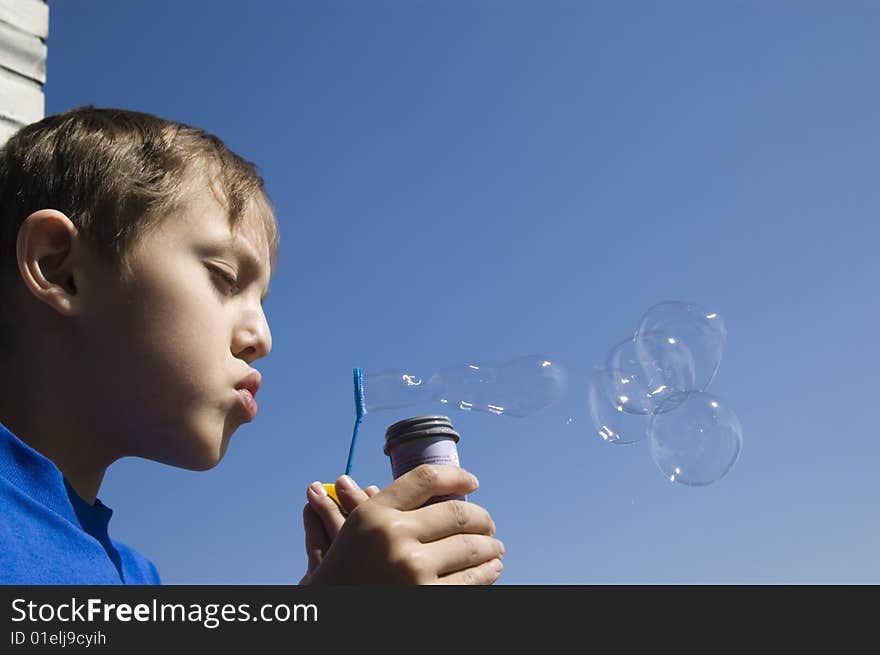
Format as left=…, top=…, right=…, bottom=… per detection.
left=635, top=301, right=726, bottom=394
left=648, top=391, right=742, bottom=486
left=587, top=368, right=650, bottom=445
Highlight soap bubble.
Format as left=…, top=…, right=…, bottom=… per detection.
left=363, top=368, right=433, bottom=412
left=363, top=355, right=567, bottom=419
left=635, top=301, right=726, bottom=394
left=587, top=368, right=650, bottom=445
left=605, top=333, right=695, bottom=415
left=587, top=300, right=742, bottom=486
left=648, top=391, right=742, bottom=486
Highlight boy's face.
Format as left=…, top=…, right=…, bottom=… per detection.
left=80, top=181, right=273, bottom=470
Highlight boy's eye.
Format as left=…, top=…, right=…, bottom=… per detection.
left=208, top=265, right=240, bottom=294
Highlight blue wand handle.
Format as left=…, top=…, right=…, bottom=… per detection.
left=345, top=368, right=365, bottom=476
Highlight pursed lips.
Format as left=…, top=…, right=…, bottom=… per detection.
left=234, top=370, right=262, bottom=420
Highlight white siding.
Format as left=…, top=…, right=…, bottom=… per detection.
left=0, top=65, right=43, bottom=124
left=0, top=0, right=48, bottom=39
left=0, top=0, right=48, bottom=147
left=0, top=115, right=20, bottom=144
left=0, top=18, right=47, bottom=82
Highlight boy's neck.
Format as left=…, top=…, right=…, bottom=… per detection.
left=0, top=366, right=112, bottom=505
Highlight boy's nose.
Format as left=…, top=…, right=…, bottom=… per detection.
left=232, top=310, right=272, bottom=363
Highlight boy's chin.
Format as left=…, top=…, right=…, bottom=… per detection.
left=145, top=449, right=223, bottom=471
left=155, top=449, right=226, bottom=471
left=178, top=452, right=224, bottom=471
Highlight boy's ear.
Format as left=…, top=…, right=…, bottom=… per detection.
left=16, top=209, right=87, bottom=317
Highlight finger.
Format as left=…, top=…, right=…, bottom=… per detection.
left=428, top=534, right=505, bottom=577
left=371, top=465, right=480, bottom=511
left=334, top=475, right=372, bottom=515
left=364, top=485, right=380, bottom=497
left=302, top=504, right=330, bottom=573
left=435, top=558, right=504, bottom=586
left=411, top=499, right=496, bottom=542
left=307, top=481, right=346, bottom=538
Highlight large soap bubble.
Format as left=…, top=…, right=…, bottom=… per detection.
left=587, top=368, right=650, bottom=445
left=605, top=333, right=695, bottom=415
left=363, top=355, right=567, bottom=419
left=648, top=391, right=742, bottom=486
left=635, top=301, right=726, bottom=394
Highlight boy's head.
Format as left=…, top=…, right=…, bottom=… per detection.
left=0, top=106, right=278, bottom=471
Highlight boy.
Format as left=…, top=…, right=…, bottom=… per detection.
left=0, top=106, right=505, bottom=585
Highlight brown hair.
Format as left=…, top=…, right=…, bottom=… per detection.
left=0, top=106, right=278, bottom=347
left=1, top=105, right=278, bottom=270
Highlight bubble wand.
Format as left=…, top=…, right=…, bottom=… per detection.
left=322, top=368, right=364, bottom=512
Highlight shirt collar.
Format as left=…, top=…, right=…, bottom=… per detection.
left=0, top=420, right=112, bottom=533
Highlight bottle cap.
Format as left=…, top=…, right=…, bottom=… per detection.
left=384, top=415, right=460, bottom=455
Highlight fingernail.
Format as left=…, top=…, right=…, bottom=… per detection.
left=469, top=473, right=479, bottom=487
left=491, top=559, right=504, bottom=572
left=336, top=475, right=357, bottom=493
left=497, top=540, right=505, bottom=555
left=309, top=481, right=327, bottom=497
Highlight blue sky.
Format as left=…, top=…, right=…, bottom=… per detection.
left=45, top=1, right=879, bottom=583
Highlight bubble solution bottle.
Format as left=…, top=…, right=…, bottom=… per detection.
left=384, top=415, right=465, bottom=505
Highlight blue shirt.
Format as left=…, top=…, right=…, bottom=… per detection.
left=0, top=421, right=161, bottom=584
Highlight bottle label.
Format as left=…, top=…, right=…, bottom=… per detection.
left=389, top=437, right=465, bottom=504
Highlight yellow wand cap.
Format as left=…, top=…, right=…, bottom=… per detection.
left=322, top=483, right=347, bottom=516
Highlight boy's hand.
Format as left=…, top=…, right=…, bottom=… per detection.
left=300, top=475, right=379, bottom=584
left=301, top=464, right=505, bottom=585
